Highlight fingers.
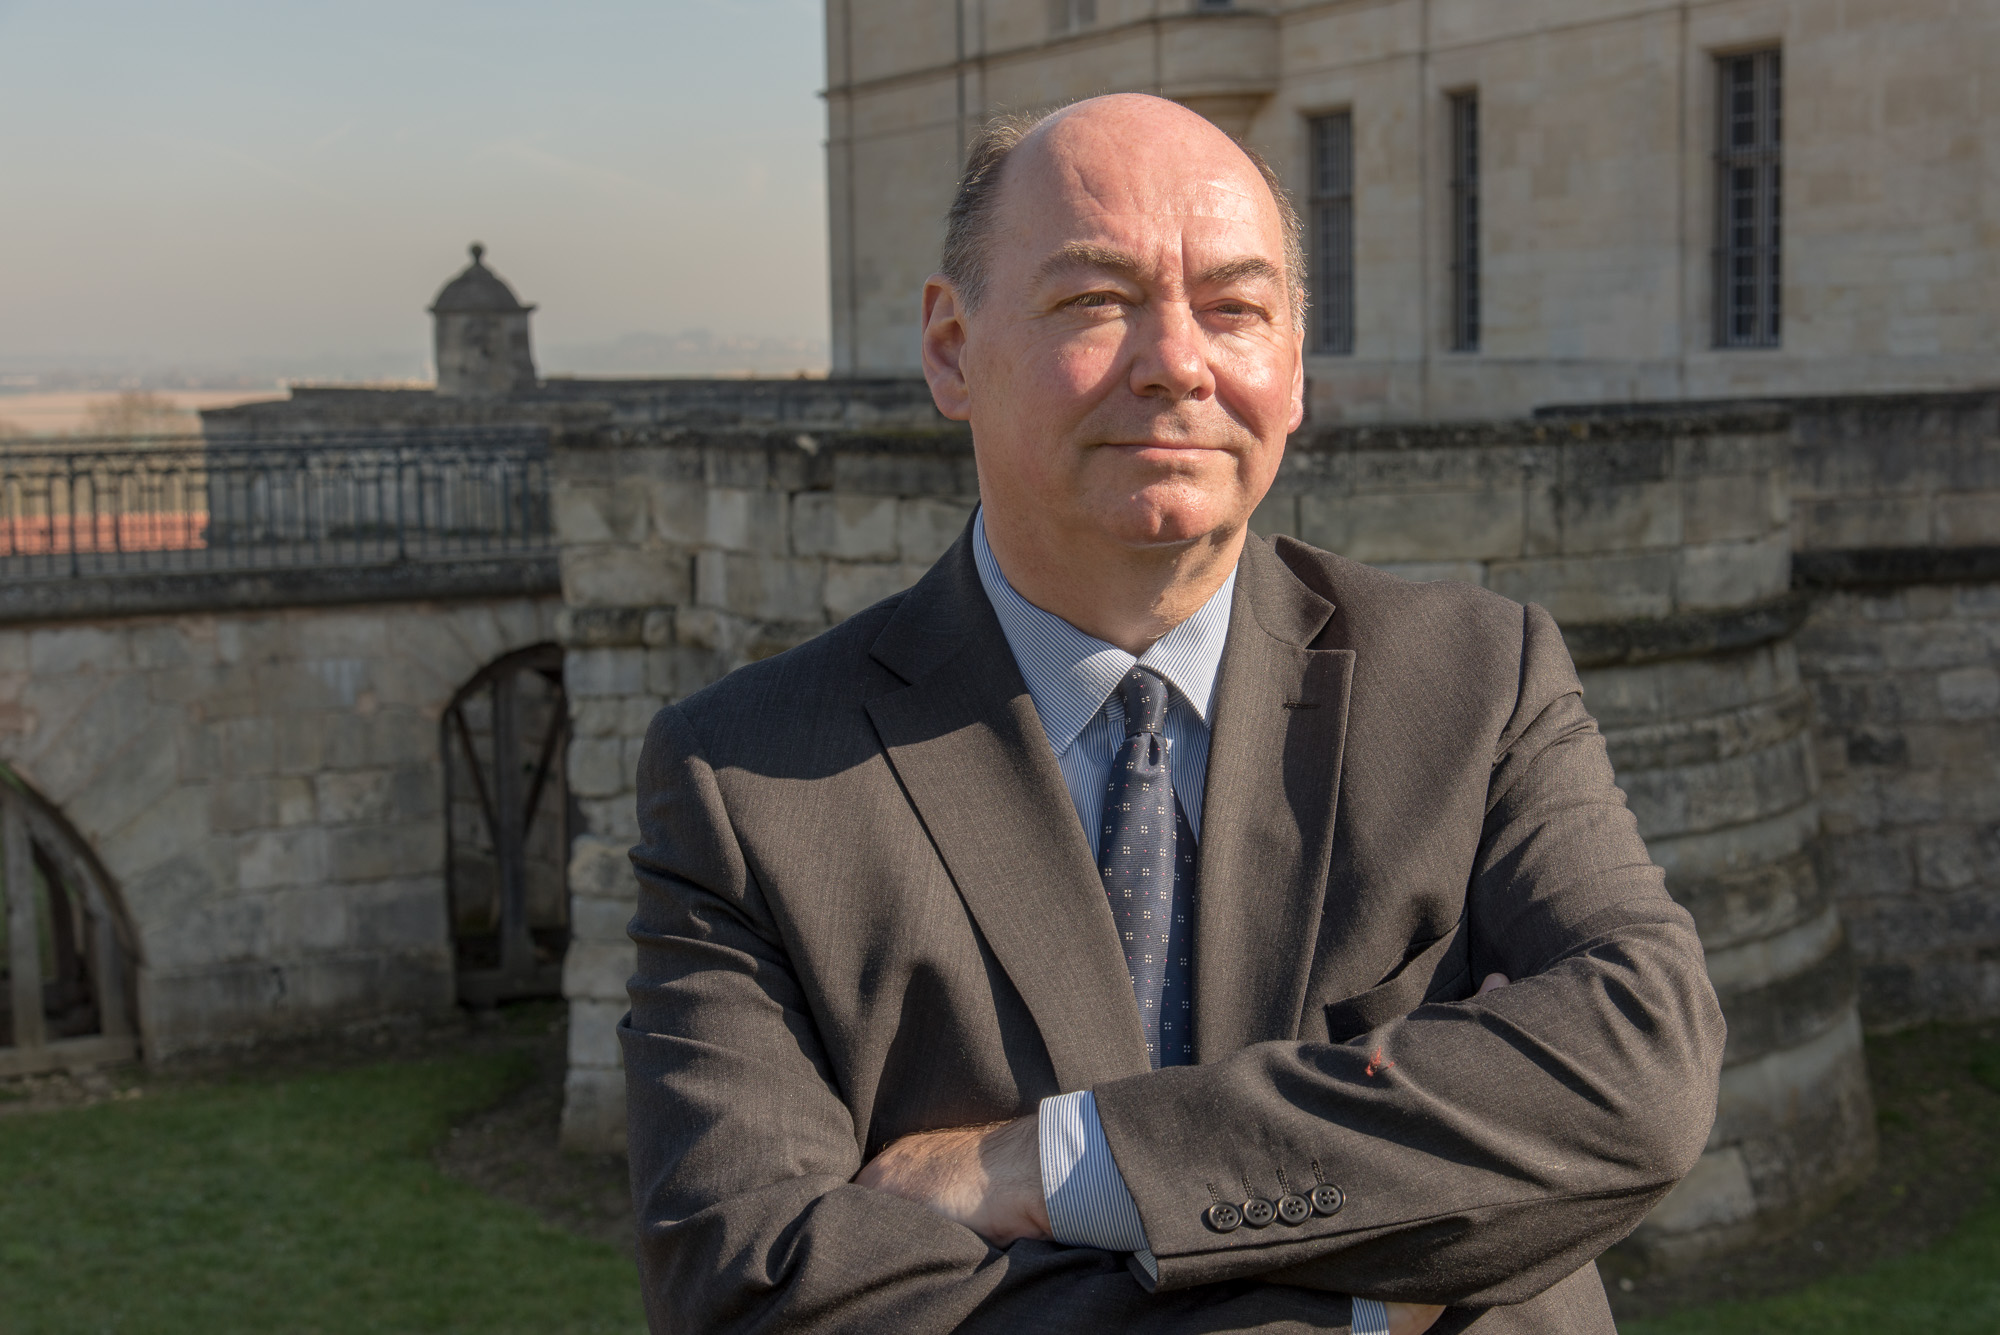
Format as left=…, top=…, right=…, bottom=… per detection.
left=1385, top=1302, right=1448, bottom=1335
left=1476, top=972, right=1510, bottom=995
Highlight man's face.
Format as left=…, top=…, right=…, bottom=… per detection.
left=924, top=97, right=1304, bottom=557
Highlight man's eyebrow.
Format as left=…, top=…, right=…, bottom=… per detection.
left=1030, top=245, right=1285, bottom=294
left=1031, top=242, right=1146, bottom=288
left=1197, top=256, right=1284, bottom=289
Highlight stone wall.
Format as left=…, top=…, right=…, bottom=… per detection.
left=548, top=408, right=1879, bottom=1267
left=553, top=423, right=976, bottom=1148
left=0, top=593, right=560, bottom=1059
left=1788, top=392, right=2000, bottom=1030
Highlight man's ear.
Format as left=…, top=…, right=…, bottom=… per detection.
left=921, top=276, right=973, bottom=422
left=1285, top=338, right=1306, bottom=435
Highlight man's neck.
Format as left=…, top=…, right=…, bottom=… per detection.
left=979, top=510, right=1246, bottom=656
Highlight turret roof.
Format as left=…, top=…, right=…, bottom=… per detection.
left=429, top=243, right=535, bottom=314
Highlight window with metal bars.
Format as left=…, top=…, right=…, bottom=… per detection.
left=1448, top=91, right=1480, bottom=352
left=1713, top=49, right=1782, bottom=348
left=1049, top=0, right=1096, bottom=34
left=1307, top=112, right=1355, bottom=355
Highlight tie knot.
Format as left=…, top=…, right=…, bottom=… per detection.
left=1117, top=667, right=1170, bottom=737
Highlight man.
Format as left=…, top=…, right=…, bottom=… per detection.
left=622, top=94, right=1724, bottom=1333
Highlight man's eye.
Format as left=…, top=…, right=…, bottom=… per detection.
left=1069, top=292, right=1121, bottom=309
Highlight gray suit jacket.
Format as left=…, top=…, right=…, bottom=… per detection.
left=622, top=527, right=1725, bottom=1333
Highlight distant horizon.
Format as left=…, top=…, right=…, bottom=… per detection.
left=0, top=1, right=831, bottom=371
left=0, top=323, right=833, bottom=393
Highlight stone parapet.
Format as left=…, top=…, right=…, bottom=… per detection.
left=549, top=407, right=1877, bottom=1272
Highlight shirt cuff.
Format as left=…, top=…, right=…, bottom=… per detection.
left=1037, top=1090, right=1150, bottom=1253
left=1350, top=1297, right=1390, bottom=1335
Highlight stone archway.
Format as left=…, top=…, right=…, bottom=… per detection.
left=442, top=643, right=573, bottom=1006
left=0, top=768, right=139, bottom=1075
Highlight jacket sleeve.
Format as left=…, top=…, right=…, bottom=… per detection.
left=623, top=703, right=1366, bottom=1334
left=1087, top=603, right=1727, bottom=1307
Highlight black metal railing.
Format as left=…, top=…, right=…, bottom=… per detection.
left=0, top=428, right=552, bottom=579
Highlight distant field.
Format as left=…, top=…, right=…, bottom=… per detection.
left=0, top=390, right=284, bottom=437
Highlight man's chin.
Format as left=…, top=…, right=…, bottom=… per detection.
left=1085, top=501, right=1246, bottom=553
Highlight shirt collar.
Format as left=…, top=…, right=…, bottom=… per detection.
left=972, top=508, right=1236, bottom=755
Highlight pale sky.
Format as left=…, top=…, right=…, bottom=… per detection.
left=0, top=0, right=829, bottom=377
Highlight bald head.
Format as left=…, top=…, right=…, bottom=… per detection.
left=940, top=94, right=1306, bottom=327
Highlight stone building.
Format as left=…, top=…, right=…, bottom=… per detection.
left=824, top=0, right=2000, bottom=418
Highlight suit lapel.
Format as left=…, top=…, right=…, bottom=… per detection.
left=865, top=532, right=1153, bottom=1092
left=1193, top=537, right=1355, bottom=1060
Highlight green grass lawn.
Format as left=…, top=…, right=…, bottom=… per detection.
left=0, top=1052, right=644, bottom=1335
left=1620, top=1200, right=2000, bottom=1334
left=1622, top=1028, right=2000, bottom=1335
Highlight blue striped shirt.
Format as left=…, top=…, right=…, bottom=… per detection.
left=972, top=513, right=1229, bottom=1273
left=973, top=517, right=1391, bottom=1334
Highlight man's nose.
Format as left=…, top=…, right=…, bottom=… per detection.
left=1127, top=302, right=1216, bottom=403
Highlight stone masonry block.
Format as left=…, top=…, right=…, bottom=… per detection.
left=559, top=1066, right=627, bottom=1153
left=831, top=452, right=978, bottom=500
left=696, top=550, right=826, bottom=624
left=564, top=939, right=637, bottom=1003
left=579, top=795, right=640, bottom=843
left=898, top=499, right=974, bottom=563
left=348, top=879, right=448, bottom=952
left=1487, top=553, right=1675, bottom=623
left=1939, top=666, right=2000, bottom=718
left=791, top=492, right=898, bottom=560
left=1249, top=492, right=1300, bottom=539
left=569, top=833, right=637, bottom=901
left=315, top=767, right=435, bottom=826
left=560, top=544, right=692, bottom=610
left=1794, top=497, right=1932, bottom=551
left=568, top=736, right=632, bottom=799
left=1557, top=480, right=1681, bottom=556
left=572, top=892, right=636, bottom=944
left=565, top=646, right=648, bottom=699
left=293, top=612, right=390, bottom=664
left=325, top=820, right=441, bottom=884
left=1369, top=561, right=1487, bottom=586
left=648, top=644, right=721, bottom=698
left=553, top=481, right=649, bottom=545
left=568, top=997, right=627, bottom=1070
left=209, top=777, right=280, bottom=834
left=1341, top=489, right=1526, bottom=563
left=825, top=561, right=922, bottom=621
left=28, top=625, right=132, bottom=676
left=1676, top=534, right=1790, bottom=611
left=1295, top=493, right=1352, bottom=554
left=237, top=827, right=328, bottom=892
left=1684, top=473, right=1782, bottom=545
left=1937, top=492, right=2000, bottom=546
left=268, top=888, right=350, bottom=954
left=705, top=487, right=789, bottom=554
left=647, top=477, right=705, bottom=546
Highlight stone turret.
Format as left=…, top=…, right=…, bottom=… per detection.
left=430, top=242, right=537, bottom=399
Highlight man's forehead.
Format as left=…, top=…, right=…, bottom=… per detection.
left=998, top=152, right=1280, bottom=266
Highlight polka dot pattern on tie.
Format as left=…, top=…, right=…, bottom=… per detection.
left=1099, top=667, right=1196, bottom=1068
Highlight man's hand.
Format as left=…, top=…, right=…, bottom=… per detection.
left=855, top=1113, right=1052, bottom=1245
left=1388, top=1303, right=1446, bottom=1334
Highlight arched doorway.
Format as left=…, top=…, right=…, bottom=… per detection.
left=442, top=643, right=573, bottom=1006
left=0, top=768, right=139, bottom=1075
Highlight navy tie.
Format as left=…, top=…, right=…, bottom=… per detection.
left=1099, top=667, right=1196, bottom=1068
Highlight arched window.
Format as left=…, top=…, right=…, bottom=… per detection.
left=0, top=768, right=139, bottom=1075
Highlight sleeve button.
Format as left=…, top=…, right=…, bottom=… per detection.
left=1277, top=1193, right=1311, bottom=1225
left=1241, top=1196, right=1277, bottom=1228
left=1310, top=1184, right=1346, bottom=1216
left=1206, top=1201, right=1243, bottom=1232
